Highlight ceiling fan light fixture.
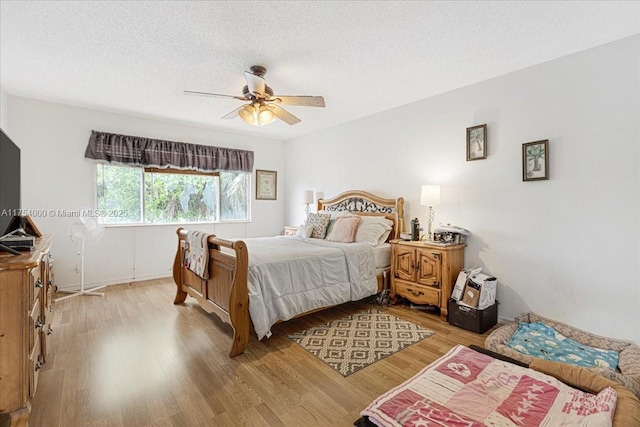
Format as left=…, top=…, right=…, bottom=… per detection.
left=238, top=104, right=257, bottom=125
left=188, top=65, right=323, bottom=127
left=257, top=105, right=275, bottom=125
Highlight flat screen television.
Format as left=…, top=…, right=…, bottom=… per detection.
left=0, top=128, right=21, bottom=235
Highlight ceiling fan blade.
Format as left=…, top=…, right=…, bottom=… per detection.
left=272, top=105, right=301, bottom=125
left=221, top=106, right=244, bottom=120
left=184, top=90, right=248, bottom=101
left=271, top=96, right=325, bottom=107
left=244, top=71, right=266, bottom=97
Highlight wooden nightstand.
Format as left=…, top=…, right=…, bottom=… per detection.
left=390, top=239, right=465, bottom=320
left=283, top=226, right=298, bottom=236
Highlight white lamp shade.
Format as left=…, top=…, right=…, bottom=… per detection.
left=421, top=185, right=441, bottom=206
left=303, top=190, right=314, bottom=204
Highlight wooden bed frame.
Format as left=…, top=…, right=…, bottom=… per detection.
left=173, top=190, right=405, bottom=357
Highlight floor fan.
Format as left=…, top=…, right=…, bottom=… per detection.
left=55, top=213, right=105, bottom=302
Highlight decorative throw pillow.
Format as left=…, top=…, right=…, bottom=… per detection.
left=325, top=216, right=361, bottom=243
left=324, top=219, right=335, bottom=237
left=304, top=213, right=331, bottom=239
left=294, top=225, right=313, bottom=238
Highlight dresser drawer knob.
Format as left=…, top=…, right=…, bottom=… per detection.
left=35, top=278, right=43, bottom=288
left=47, top=326, right=54, bottom=335
left=407, top=288, right=424, bottom=297
left=48, top=279, right=53, bottom=286
left=35, top=317, right=43, bottom=329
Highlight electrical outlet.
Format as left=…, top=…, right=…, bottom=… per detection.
left=75, top=263, right=80, bottom=273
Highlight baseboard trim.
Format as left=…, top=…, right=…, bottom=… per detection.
left=56, top=273, right=172, bottom=293
left=498, top=315, right=514, bottom=324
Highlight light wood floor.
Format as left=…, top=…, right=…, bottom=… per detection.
left=31, top=278, right=498, bottom=426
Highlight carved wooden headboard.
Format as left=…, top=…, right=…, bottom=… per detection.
left=316, top=190, right=405, bottom=240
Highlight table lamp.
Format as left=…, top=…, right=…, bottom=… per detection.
left=303, top=190, right=314, bottom=217
left=420, top=185, right=440, bottom=241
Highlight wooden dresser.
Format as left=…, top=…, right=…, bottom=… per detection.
left=0, top=236, right=54, bottom=426
left=390, top=239, right=465, bottom=320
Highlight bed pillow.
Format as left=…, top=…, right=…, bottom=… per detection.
left=304, top=212, right=331, bottom=239
left=377, top=228, right=393, bottom=245
left=325, top=216, right=361, bottom=243
left=354, top=217, right=394, bottom=246
left=294, top=225, right=313, bottom=238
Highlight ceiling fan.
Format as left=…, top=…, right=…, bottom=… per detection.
left=184, top=65, right=325, bottom=126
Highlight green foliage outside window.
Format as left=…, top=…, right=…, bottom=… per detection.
left=220, top=172, right=249, bottom=221
left=96, top=164, right=249, bottom=224
left=96, top=165, right=142, bottom=223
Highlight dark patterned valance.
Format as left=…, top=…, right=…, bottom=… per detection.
left=84, top=130, right=254, bottom=173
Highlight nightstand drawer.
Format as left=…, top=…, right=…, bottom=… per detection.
left=394, top=281, right=440, bottom=306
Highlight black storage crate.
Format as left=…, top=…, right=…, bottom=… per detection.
left=448, top=299, right=498, bottom=334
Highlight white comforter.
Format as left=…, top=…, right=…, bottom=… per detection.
left=243, top=236, right=377, bottom=340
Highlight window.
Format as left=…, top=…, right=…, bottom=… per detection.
left=96, top=164, right=250, bottom=224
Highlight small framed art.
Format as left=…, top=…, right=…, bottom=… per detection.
left=522, top=140, right=549, bottom=181
left=466, top=124, right=487, bottom=161
left=256, top=169, right=277, bottom=200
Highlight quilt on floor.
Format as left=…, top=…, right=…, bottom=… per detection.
left=361, top=345, right=617, bottom=426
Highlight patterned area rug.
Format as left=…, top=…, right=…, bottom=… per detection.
left=289, top=308, right=435, bottom=376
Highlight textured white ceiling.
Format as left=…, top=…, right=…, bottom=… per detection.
left=1, top=1, right=639, bottom=141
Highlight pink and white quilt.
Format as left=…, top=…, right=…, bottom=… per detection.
left=361, top=345, right=617, bottom=426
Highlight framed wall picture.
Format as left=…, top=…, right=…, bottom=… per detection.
left=522, top=140, right=549, bottom=181
left=255, top=169, right=277, bottom=200
left=466, top=124, right=487, bottom=161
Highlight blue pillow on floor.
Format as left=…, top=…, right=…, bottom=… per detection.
left=507, top=322, right=619, bottom=370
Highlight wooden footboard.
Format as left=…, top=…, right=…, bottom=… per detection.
left=173, top=228, right=249, bottom=357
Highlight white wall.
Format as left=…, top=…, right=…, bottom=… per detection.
left=6, top=97, right=286, bottom=290
left=0, top=86, right=8, bottom=131
left=286, top=35, right=640, bottom=343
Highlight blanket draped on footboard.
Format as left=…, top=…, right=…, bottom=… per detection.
left=361, top=345, right=617, bottom=426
